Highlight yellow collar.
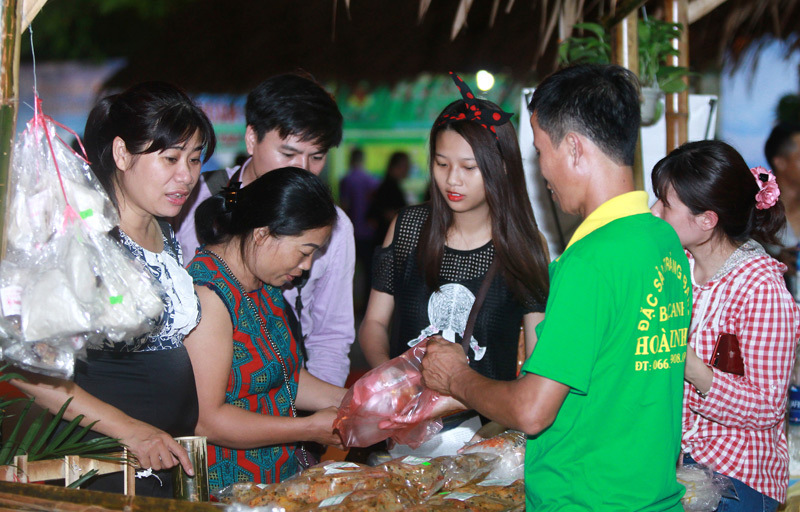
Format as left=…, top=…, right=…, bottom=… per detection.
left=564, top=191, right=650, bottom=253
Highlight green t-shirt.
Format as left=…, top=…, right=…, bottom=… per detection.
left=522, top=212, right=690, bottom=511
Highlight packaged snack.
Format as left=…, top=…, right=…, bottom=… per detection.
left=296, top=485, right=416, bottom=511
left=460, top=430, right=526, bottom=481
left=436, top=452, right=499, bottom=490
left=247, top=461, right=401, bottom=509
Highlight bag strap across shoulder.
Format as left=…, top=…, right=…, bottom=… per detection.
left=461, top=257, right=500, bottom=356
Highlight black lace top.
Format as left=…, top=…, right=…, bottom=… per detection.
left=372, top=204, right=545, bottom=381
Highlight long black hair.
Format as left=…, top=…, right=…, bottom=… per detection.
left=195, top=167, right=337, bottom=254
left=652, top=140, right=786, bottom=246
left=421, top=98, right=550, bottom=304
left=83, top=81, right=216, bottom=209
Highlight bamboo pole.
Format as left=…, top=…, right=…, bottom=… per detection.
left=0, top=0, right=21, bottom=256
left=611, top=10, right=645, bottom=191
left=664, top=0, right=689, bottom=151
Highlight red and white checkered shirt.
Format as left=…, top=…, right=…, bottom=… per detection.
left=682, top=242, right=800, bottom=502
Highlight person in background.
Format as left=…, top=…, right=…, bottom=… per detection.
left=652, top=140, right=800, bottom=512
left=419, top=65, right=690, bottom=510
left=367, top=151, right=411, bottom=245
left=173, top=73, right=356, bottom=387
left=764, top=122, right=800, bottom=297
left=185, top=167, right=346, bottom=489
left=14, top=81, right=216, bottom=497
left=359, top=73, right=550, bottom=450
left=339, top=147, right=379, bottom=313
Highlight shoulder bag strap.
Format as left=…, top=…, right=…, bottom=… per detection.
left=461, top=257, right=500, bottom=356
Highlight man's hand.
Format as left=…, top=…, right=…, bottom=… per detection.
left=421, top=337, right=472, bottom=395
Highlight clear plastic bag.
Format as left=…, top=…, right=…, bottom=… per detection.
left=333, top=342, right=444, bottom=448
left=244, top=461, right=399, bottom=510
left=677, top=463, right=735, bottom=512
left=459, top=430, right=526, bottom=481
left=0, top=105, right=164, bottom=378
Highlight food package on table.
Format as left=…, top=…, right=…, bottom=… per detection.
left=247, top=461, right=403, bottom=510
left=436, top=452, right=500, bottom=491
left=677, top=463, right=733, bottom=512
left=0, top=106, right=165, bottom=377
left=455, top=478, right=525, bottom=506
left=408, top=489, right=520, bottom=512
left=459, top=430, right=526, bottom=481
left=295, top=484, right=417, bottom=512
left=376, top=455, right=450, bottom=499
left=333, top=341, right=444, bottom=448
left=214, top=482, right=269, bottom=504
left=223, top=503, right=287, bottom=512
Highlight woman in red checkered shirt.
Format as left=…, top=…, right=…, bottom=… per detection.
left=651, top=140, right=800, bottom=511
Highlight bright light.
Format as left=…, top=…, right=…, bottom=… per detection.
left=476, top=70, right=495, bottom=92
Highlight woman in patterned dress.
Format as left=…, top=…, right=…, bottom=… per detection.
left=185, top=167, right=346, bottom=490
left=13, top=81, right=216, bottom=496
left=651, top=140, right=800, bottom=511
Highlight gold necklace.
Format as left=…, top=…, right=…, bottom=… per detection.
left=198, top=248, right=310, bottom=467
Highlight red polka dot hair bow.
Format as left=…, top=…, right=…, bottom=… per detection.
left=440, top=71, right=513, bottom=138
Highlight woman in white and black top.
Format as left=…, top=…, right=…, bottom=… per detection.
left=13, top=82, right=216, bottom=497
left=360, top=74, right=550, bottom=399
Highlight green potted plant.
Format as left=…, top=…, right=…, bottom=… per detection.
left=558, top=17, right=691, bottom=124
left=0, top=366, right=124, bottom=487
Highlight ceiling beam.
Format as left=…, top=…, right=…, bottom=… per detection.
left=21, top=0, right=46, bottom=31
left=688, top=0, right=728, bottom=24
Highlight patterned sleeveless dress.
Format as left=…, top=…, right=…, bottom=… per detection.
left=187, top=250, right=303, bottom=490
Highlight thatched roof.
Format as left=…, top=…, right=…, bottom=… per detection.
left=28, top=0, right=800, bottom=93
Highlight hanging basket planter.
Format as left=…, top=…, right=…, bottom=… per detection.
left=641, top=86, right=663, bottom=126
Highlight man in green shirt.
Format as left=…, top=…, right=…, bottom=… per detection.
left=421, top=64, right=691, bottom=511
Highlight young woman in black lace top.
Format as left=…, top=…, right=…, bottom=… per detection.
left=359, top=77, right=550, bottom=386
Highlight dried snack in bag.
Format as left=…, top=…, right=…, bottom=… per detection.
left=0, top=102, right=164, bottom=378
left=377, top=455, right=449, bottom=499
left=333, top=341, right=444, bottom=448
left=409, top=490, right=514, bottom=511
left=460, top=430, right=526, bottom=481
left=213, top=482, right=268, bottom=504
left=436, top=452, right=499, bottom=490
left=455, top=478, right=525, bottom=505
left=248, top=461, right=399, bottom=508
left=296, top=484, right=416, bottom=511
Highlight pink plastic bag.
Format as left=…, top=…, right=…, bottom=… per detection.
left=334, top=342, right=444, bottom=448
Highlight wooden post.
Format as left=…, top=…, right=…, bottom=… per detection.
left=0, top=0, right=21, bottom=256
left=664, top=0, right=689, bottom=151
left=611, top=10, right=645, bottom=191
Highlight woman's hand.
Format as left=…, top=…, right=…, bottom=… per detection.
left=121, top=421, right=193, bottom=474
left=684, top=345, right=714, bottom=396
left=303, top=407, right=345, bottom=449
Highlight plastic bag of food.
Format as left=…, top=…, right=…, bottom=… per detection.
left=0, top=102, right=164, bottom=378
left=295, top=484, right=417, bottom=512
left=333, top=342, right=444, bottom=448
left=214, top=482, right=269, bottom=504
left=408, top=490, right=515, bottom=511
left=223, top=503, right=287, bottom=512
left=377, top=455, right=449, bottom=499
left=459, top=430, right=526, bottom=481
left=454, top=478, right=525, bottom=506
left=247, top=461, right=401, bottom=509
left=677, top=463, right=735, bottom=512
left=436, top=452, right=500, bottom=491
